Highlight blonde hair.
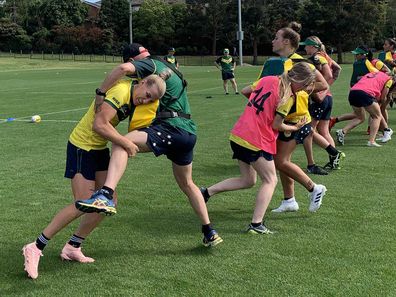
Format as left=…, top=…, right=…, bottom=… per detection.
left=278, top=62, right=316, bottom=106
left=143, top=69, right=172, bottom=98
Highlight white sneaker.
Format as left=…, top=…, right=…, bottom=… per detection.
left=272, top=199, right=299, bottom=213
left=336, top=129, right=345, bottom=145
left=367, top=141, right=382, bottom=147
left=377, top=129, right=392, bottom=143
left=308, top=185, right=327, bottom=212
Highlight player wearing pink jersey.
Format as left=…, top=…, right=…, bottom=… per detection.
left=200, top=63, right=317, bottom=234
left=336, top=71, right=394, bottom=147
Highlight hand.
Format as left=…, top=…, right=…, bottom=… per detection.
left=124, top=139, right=139, bottom=157
left=295, top=116, right=307, bottom=130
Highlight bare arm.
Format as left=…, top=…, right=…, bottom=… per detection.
left=272, top=114, right=306, bottom=132
left=378, top=86, right=390, bottom=103
left=92, top=102, right=139, bottom=157
left=95, top=62, right=137, bottom=112
left=310, top=69, right=329, bottom=103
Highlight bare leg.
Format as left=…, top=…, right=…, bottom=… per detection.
left=103, top=130, right=151, bottom=190
left=172, top=163, right=210, bottom=225
left=223, top=80, right=228, bottom=93
left=207, top=161, right=256, bottom=196
left=303, top=131, right=315, bottom=166
left=342, top=107, right=365, bottom=134
left=250, top=158, right=277, bottom=223
left=365, top=103, right=382, bottom=143
left=317, top=120, right=335, bottom=147
left=230, top=78, right=238, bottom=93
left=275, top=140, right=315, bottom=191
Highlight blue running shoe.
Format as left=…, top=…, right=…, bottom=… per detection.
left=247, top=223, right=273, bottom=235
left=202, top=229, right=223, bottom=247
left=75, top=189, right=116, bottom=216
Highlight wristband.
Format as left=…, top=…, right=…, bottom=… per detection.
left=95, top=88, right=106, bottom=96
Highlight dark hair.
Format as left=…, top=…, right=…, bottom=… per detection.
left=122, top=43, right=150, bottom=62
left=288, top=21, right=302, bottom=33
left=280, top=27, right=301, bottom=50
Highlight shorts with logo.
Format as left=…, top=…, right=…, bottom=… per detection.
left=309, top=95, right=333, bottom=120
left=222, top=71, right=235, bottom=80
left=139, top=122, right=196, bottom=166
left=230, top=141, right=273, bottom=164
left=278, top=123, right=312, bottom=144
left=64, top=141, right=110, bottom=181
left=348, top=90, right=375, bottom=107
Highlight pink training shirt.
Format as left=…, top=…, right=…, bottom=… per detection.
left=351, top=71, right=392, bottom=99
left=231, top=76, right=280, bottom=154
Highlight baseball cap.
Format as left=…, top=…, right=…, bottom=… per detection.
left=168, top=47, right=175, bottom=52
left=351, top=46, right=368, bottom=55
left=223, top=48, right=230, bottom=54
left=299, top=39, right=321, bottom=48
left=122, top=43, right=150, bottom=62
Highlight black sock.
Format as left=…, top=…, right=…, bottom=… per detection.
left=68, top=234, right=85, bottom=248
left=202, top=188, right=210, bottom=200
left=101, top=186, right=114, bottom=199
left=384, top=128, right=391, bottom=132
left=36, top=233, right=50, bottom=251
left=326, top=145, right=339, bottom=156
left=251, top=222, right=261, bottom=227
left=307, top=164, right=315, bottom=169
left=202, top=224, right=213, bottom=236
left=335, top=117, right=339, bottom=123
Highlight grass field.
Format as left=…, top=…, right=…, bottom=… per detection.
left=0, top=57, right=395, bottom=297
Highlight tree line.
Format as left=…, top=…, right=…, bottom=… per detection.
left=0, top=0, right=395, bottom=64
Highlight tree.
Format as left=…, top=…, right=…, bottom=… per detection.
left=38, top=0, right=87, bottom=29
left=133, top=0, right=174, bottom=52
left=0, top=17, right=31, bottom=50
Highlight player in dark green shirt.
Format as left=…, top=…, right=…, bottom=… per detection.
left=76, top=43, right=222, bottom=247
left=215, top=48, right=239, bottom=95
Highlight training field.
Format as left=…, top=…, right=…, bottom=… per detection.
left=1, top=57, right=395, bottom=296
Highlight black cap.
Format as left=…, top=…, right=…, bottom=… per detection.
left=122, top=43, right=150, bottom=62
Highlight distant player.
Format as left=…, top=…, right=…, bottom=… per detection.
left=164, top=47, right=179, bottom=69
left=215, top=48, right=239, bottom=95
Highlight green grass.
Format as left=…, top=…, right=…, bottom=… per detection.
left=0, top=57, right=395, bottom=296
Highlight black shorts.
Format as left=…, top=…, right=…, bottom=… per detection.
left=222, top=71, right=235, bottom=81
left=278, top=123, right=312, bottom=144
left=64, top=141, right=110, bottom=181
left=348, top=90, right=375, bottom=107
left=309, top=95, right=333, bottom=120
left=140, top=123, right=196, bottom=166
left=230, top=141, right=273, bottom=164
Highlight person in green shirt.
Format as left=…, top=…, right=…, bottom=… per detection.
left=164, top=47, right=179, bottom=69
left=215, top=48, right=239, bottom=95
left=76, top=43, right=223, bottom=248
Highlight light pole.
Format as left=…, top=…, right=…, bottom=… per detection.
left=237, top=0, right=243, bottom=66
left=129, top=0, right=133, bottom=43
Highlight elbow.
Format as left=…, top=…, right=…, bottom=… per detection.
left=93, top=121, right=105, bottom=135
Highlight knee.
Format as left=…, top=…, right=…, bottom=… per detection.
left=242, top=175, right=256, bottom=188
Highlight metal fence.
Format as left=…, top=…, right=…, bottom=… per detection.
left=0, top=50, right=356, bottom=65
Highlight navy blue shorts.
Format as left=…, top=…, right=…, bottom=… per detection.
left=348, top=90, right=375, bottom=107
left=222, top=71, right=235, bottom=80
left=140, top=123, right=196, bottom=166
left=278, top=123, right=312, bottom=144
left=64, top=141, right=110, bottom=181
left=230, top=141, right=273, bottom=164
left=309, top=95, right=333, bottom=120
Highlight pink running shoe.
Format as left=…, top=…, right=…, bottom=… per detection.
left=60, top=243, right=95, bottom=263
left=22, top=242, right=43, bottom=279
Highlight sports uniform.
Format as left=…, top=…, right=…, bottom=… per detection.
left=215, top=54, right=236, bottom=80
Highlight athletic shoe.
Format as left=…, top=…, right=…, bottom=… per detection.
left=75, top=189, right=116, bottom=216
left=235, top=92, right=239, bottom=95
left=377, top=129, right=393, bottom=143
left=199, top=187, right=210, bottom=203
left=202, top=229, right=223, bottom=247
left=328, top=117, right=336, bottom=131
left=225, top=92, right=229, bottom=95
left=271, top=199, right=299, bottom=213
left=22, top=242, right=43, bottom=280
left=336, top=129, right=345, bottom=145
left=60, top=243, right=95, bottom=263
left=307, top=165, right=328, bottom=175
left=308, top=184, right=327, bottom=212
left=328, top=151, right=346, bottom=170
left=367, top=141, right=381, bottom=147
left=247, top=223, right=273, bottom=235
